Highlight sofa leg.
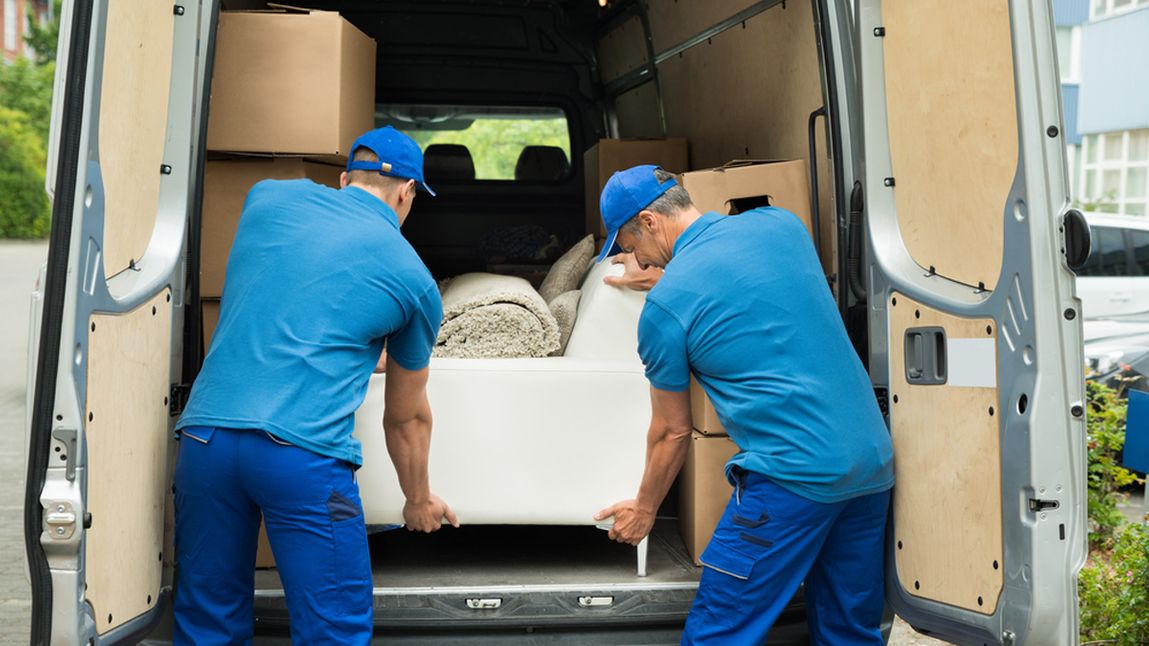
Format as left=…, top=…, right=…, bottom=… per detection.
left=636, top=536, right=648, bottom=577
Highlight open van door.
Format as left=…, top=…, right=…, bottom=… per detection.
left=819, top=1, right=1088, bottom=643
left=24, top=1, right=212, bottom=642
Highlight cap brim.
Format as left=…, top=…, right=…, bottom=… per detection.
left=596, top=229, right=622, bottom=263
left=420, top=181, right=437, bottom=197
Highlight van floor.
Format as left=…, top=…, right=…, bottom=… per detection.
left=253, top=520, right=701, bottom=590
left=251, top=520, right=711, bottom=631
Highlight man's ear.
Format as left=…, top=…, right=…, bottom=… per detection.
left=404, top=179, right=417, bottom=202
left=638, top=209, right=658, bottom=232
left=339, top=171, right=349, bottom=188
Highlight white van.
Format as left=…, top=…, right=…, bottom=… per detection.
left=1077, top=212, right=1149, bottom=319
left=24, top=1, right=1089, bottom=644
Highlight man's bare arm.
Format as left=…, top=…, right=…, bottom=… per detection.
left=595, top=386, right=693, bottom=544
left=383, top=356, right=458, bottom=531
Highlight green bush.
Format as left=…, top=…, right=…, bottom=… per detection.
left=0, top=58, right=55, bottom=142
left=0, top=108, right=51, bottom=238
left=1079, top=522, right=1149, bottom=644
left=1085, top=379, right=1142, bottom=546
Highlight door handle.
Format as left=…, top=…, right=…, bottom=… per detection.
left=905, top=327, right=947, bottom=385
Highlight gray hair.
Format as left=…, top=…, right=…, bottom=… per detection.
left=620, top=168, right=693, bottom=235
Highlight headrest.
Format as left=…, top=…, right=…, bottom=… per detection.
left=424, top=143, right=476, bottom=182
left=514, top=146, right=571, bottom=181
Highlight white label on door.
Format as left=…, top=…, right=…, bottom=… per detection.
left=946, top=338, right=997, bottom=388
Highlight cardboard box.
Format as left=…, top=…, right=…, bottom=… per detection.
left=202, top=298, right=221, bottom=357
left=679, top=431, right=740, bottom=566
left=584, top=139, right=689, bottom=237
left=206, top=8, right=376, bottom=156
left=256, top=520, right=275, bottom=568
left=200, top=157, right=344, bottom=296
left=690, top=377, right=725, bottom=436
left=680, top=160, right=813, bottom=237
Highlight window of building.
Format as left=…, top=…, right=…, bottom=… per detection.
left=4, top=0, right=18, bottom=52
left=1091, top=0, right=1149, bottom=19
left=376, top=104, right=571, bottom=182
left=1055, top=26, right=1081, bottom=82
left=1080, top=129, right=1149, bottom=216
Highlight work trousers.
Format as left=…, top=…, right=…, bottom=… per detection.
left=172, top=426, right=373, bottom=645
left=682, top=469, right=890, bottom=645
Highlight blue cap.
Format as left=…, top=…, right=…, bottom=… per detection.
left=597, top=164, right=678, bottom=263
left=345, top=126, right=436, bottom=196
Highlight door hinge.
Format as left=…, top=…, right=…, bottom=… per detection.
left=169, top=383, right=192, bottom=417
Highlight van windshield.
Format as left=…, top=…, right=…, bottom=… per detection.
left=376, top=104, right=571, bottom=182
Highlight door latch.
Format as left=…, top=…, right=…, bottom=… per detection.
left=44, top=501, right=77, bottom=540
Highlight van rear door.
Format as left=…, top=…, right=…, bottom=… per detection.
left=23, top=1, right=211, bottom=643
left=821, top=1, right=1088, bottom=643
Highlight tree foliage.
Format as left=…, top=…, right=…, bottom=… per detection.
left=408, top=117, right=570, bottom=180
left=0, top=57, right=55, bottom=142
left=0, top=108, right=50, bottom=238
left=24, top=0, right=62, bottom=66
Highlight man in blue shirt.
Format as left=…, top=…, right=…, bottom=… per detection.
left=174, top=126, right=456, bottom=644
left=594, top=165, right=894, bottom=644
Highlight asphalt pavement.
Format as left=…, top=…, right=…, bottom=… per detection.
left=0, top=241, right=48, bottom=645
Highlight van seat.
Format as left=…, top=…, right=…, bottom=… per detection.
left=514, top=146, right=570, bottom=181
left=423, top=143, right=476, bottom=182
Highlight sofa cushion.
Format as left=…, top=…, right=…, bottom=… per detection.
left=539, top=235, right=594, bottom=303
left=563, top=259, right=647, bottom=361
left=548, top=289, right=581, bottom=356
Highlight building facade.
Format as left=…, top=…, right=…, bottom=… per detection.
left=1056, top=0, right=1149, bottom=215
left=1, top=0, right=49, bottom=63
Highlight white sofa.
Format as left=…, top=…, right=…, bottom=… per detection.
left=352, top=260, right=653, bottom=572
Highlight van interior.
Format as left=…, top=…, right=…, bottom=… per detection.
left=194, top=0, right=842, bottom=637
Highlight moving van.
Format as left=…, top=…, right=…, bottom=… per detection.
left=24, top=1, right=1091, bottom=644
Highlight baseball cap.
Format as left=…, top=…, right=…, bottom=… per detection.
left=596, top=164, right=678, bottom=263
left=345, top=125, right=436, bottom=196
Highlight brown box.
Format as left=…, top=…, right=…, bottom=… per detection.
left=206, top=8, right=376, bottom=156
left=201, top=298, right=221, bottom=356
left=200, top=157, right=344, bottom=296
left=690, top=377, right=725, bottom=436
left=680, top=160, right=812, bottom=237
left=584, top=139, right=689, bottom=237
left=256, top=521, right=275, bottom=568
left=679, top=431, right=740, bottom=566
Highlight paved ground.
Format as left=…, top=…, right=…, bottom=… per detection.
left=0, top=241, right=48, bottom=645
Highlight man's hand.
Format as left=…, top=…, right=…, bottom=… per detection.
left=594, top=499, right=656, bottom=546
left=403, top=494, right=459, bottom=532
left=603, top=253, right=663, bottom=291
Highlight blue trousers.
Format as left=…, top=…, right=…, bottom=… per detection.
left=682, top=470, right=889, bottom=645
left=173, top=426, right=373, bottom=645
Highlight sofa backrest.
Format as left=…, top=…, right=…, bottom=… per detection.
left=563, top=259, right=647, bottom=361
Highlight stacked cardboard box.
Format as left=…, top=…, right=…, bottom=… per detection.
left=583, top=139, right=689, bottom=239
left=200, top=7, right=376, bottom=298
left=680, top=378, right=736, bottom=566
left=676, top=159, right=814, bottom=566
left=198, top=7, right=377, bottom=569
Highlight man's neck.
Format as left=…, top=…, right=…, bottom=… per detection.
left=665, top=206, right=704, bottom=249
left=347, top=182, right=396, bottom=210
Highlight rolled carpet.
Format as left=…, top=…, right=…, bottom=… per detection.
left=434, top=273, right=561, bottom=358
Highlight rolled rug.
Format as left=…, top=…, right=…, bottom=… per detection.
left=433, top=273, right=561, bottom=359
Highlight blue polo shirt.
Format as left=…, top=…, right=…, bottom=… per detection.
left=638, top=207, right=893, bottom=503
left=177, top=180, right=442, bottom=466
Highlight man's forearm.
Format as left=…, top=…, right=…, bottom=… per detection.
left=384, top=413, right=432, bottom=504
left=634, top=423, right=693, bottom=513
